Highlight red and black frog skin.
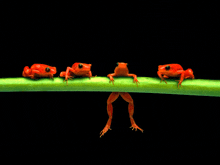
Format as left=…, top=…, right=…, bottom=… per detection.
left=22, top=64, right=57, bottom=79
left=100, top=62, right=143, bottom=137
left=59, top=62, right=96, bottom=85
left=157, top=63, right=194, bottom=88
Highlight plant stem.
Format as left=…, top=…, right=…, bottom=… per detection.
left=0, top=77, right=220, bottom=97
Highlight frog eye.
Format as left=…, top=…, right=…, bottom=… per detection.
left=78, top=64, right=83, bottom=68
left=165, top=65, right=170, bottom=70
left=45, top=67, right=50, bottom=72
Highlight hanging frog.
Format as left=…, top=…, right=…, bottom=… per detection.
left=100, top=62, right=143, bottom=137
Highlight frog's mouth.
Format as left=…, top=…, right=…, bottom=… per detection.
left=82, top=64, right=91, bottom=71
left=158, top=65, right=167, bottom=71
left=50, top=67, right=57, bottom=74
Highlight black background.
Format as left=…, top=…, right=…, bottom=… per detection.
left=0, top=1, right=219, bottom=163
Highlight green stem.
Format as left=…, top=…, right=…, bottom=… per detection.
left=0, top=77, right=220, bottom=97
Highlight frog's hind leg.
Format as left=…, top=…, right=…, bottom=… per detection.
left=49, top=74, right=54, bottom=80
left=29, top=70, right=41, bottom=79
left=22, top=66, right=31, bottom=77
left=100, top=92, right=119, bottom=137
left=120, top=92, right=143, bottom=133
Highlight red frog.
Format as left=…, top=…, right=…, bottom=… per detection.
left=107, top=62, right=140, bottom=86
left=59, top=62, right=96, bottom=85
left=22, top=64, right=57, bottom=79
left=157, top=64, right=194, bottom=88
left=100, top=62, right=143, bottom=137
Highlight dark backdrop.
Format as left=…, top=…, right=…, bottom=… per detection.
left=0, top=1, right=219, bottom=163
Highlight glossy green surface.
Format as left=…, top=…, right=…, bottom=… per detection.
left=0, top=77, right=220, bottom=97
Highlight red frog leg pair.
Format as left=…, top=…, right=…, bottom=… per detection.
left=175, top=69, right=195, bottom=88
left=100, top=92, right=143, bottom=137
left=59, top=71, right=74, bottom=81
left=107, top=73, right=140, bottom=86
left=158, top=69, right=194, bottom=89
left=60, top=70, right=96, bottom=85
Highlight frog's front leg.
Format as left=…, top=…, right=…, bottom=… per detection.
left=127, top=74, right=140, bottom=86
left=49, top=74, right=54, bottom=80
left=107, top=73, right=116, bottom=85
left=86, top=71, right=97, bottom=79
left=60, top=71, right=74, bottom=80
left=22, top=66, right=32, bottom=77
left=64, top=67, right=74, bottom=85
left=120, top=92, right=143, bottom=132
left=29, top=69, right=42, bottom=79
left=100, top=92, right=119, bottom=137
